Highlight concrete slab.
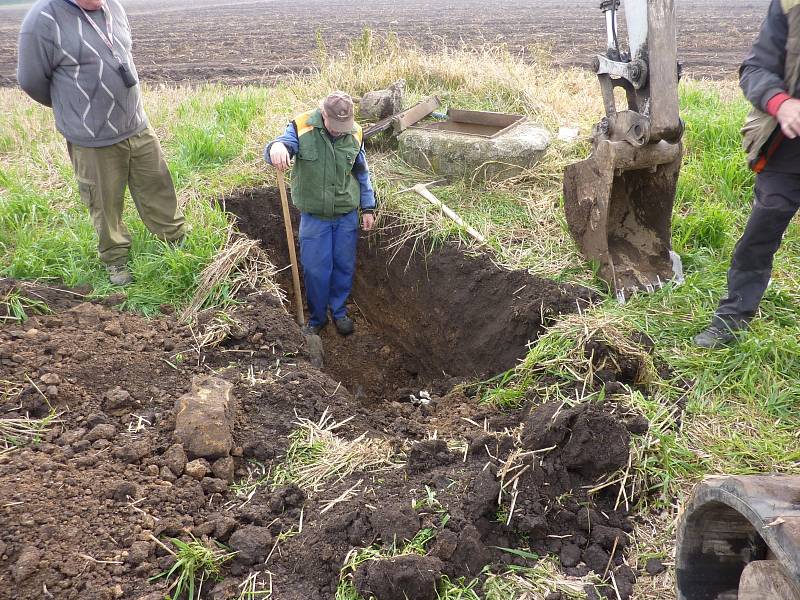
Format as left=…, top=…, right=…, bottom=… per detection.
left=398, top=121, right=550, bottom=182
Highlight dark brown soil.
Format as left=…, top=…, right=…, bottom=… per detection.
left=0, top=206, right=648, bottom=599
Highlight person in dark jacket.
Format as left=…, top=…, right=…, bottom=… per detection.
left=265, top=92, right=377, bottom=337
left=17, top=0, right=187, bottom=287
left=695, top=0, right=800, bottom=348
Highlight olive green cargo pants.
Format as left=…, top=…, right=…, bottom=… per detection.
left=67, top=127, right=186, bottom=267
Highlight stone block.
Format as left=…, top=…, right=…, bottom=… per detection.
left=359, top=80, right=404, bottom=122
left=398, top=121, right=550, bottom=182
left=174, top=375, right=236, bottom=460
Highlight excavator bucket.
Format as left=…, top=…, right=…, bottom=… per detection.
left=563, top=0, right=684, bottom=299
left=564, top=138, right=683, bottom=297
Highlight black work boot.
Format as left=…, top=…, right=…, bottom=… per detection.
left=693, top=322, right=742, bottom=349
left=334, top=316, right=355, bottom=336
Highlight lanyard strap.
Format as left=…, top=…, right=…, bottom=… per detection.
left=76, top=3, right=122, bottom=64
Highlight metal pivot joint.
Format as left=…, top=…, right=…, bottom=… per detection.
left=563, top=0, right=685, bottom=300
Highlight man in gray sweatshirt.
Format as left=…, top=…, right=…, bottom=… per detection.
left=17, top=0, right=186, bottom=286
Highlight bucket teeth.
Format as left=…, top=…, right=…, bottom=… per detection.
left=563, top=139, right=683, bottom=296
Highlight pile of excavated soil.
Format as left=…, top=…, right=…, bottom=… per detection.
left=1, top=202, right=647, bottom=600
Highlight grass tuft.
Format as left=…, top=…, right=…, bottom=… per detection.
left=150, top=536, right=236, bottom=600
left=271, top=409, right=403, bottom=494
left=483, top=556, right=601, bottom=599
left=179, top=229, right=284, bottom=322
left=0, top=288, right=51, bottom=322
left=0, top=411, right=58, bottom=455
left=236, top=571, right=273, bottom=599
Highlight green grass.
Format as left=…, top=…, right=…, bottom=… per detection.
left=170, top=92, right=263, bottom=187
left=0, top=289, right=51, bottom=322
left=150, top=536, right=235, bottom=600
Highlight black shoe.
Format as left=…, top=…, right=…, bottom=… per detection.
left=334, top=316, right=355, bottom=336
left=694, top=324, right=739, bottom=349
left=302, top=321, right=327, bottom=336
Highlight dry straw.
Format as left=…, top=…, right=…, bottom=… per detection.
left=274, top=409, right=404, bottom=495
left=181, top=226, right=285, bottom=322
left=0, top=413, right=59, bottom=455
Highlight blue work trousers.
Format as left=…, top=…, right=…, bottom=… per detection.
left=299, top=210, right=359, bottom=327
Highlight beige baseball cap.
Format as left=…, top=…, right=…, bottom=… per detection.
left=322, top=91, right=355, bottom=134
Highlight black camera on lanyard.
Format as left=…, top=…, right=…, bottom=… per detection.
left=117, top=61, right=138, bottom=88
left=73, top=2, right=138, bottom=88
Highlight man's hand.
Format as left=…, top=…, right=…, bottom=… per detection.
left=777, top=98, right=800, bottom=139
left=362, top=212, right=376, bottom=231
left=269, top=142, right=292, bottom=171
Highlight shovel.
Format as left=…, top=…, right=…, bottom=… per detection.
left=276, top=171, right=324, bottom=368
left=276, top=170, right=305, bottom=326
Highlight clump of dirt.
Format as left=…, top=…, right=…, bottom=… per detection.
left=584, top=333, right=654, bottom=392
left=355, top=554, right=444, bottom=600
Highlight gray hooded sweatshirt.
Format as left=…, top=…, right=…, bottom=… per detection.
left=17, top=0, right=147, bottom=147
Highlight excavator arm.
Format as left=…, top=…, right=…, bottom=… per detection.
left=563, top=0, right=684, bottom=301
left=576, top=6, right=800, bottom=597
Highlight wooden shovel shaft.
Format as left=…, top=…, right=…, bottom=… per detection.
left=412, top=184, right=486, bottom=244
left=277, top=171, right=305, bottom=326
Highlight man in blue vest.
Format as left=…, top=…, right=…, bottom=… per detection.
left=265, top=92, right=377, bottom=336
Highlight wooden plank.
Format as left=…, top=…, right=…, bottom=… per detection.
left=738, top=560, right=800, bottom=600
left=392, top=96, right=441, bottom=134
left=362, top=117, right=394, bottom=140
left=363, top=96, right=440, bottom=140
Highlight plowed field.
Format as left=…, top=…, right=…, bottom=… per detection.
left=0, top=0, right=768, bottom=86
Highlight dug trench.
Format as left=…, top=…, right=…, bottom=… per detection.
left=221, top=187, right=594, bottom=403
left=0, top=187, right=655, bottom=600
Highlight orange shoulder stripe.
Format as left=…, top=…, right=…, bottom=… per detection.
left=293, top=111, right=316, bottom=137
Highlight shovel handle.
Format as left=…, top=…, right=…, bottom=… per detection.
left=412, top=184, right=486, bottom=244
left=277, top=171, right=305, bottom=326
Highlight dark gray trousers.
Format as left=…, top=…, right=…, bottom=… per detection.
left=713, top=171, right=800, bottom=329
